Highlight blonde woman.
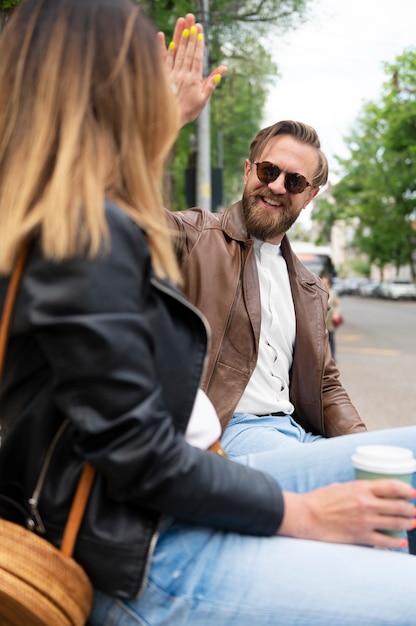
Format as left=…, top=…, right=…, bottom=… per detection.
left=1, top=2, right=416, bottom=626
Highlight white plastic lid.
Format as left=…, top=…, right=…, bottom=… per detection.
left=351, top=445, right=416, bottom=474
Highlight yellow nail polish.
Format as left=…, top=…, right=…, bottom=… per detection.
left=182, top=29, right=189, bottom=39
left=197, top=33, right=203, bottom=42
left=168, top=41, right=175, bottom=51
left=190, top=26, right=197, bottom=36
left=213, top=74, right=221, bottom=84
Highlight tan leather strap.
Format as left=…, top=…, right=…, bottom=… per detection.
left=0, top=243, right=96, bottom=558
left=0, top=244, right=29, bottom=380
left=208, top=439, right=228, bottom=457
left=60, top=462, right=96, bottom=557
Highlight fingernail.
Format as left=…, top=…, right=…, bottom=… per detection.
left=411, top=489, right=416, bottom=499
left=400, top=539, right=409, bottom=548
left=190, top=25, right=197, bottom=36
left=169, top=41, right=175, bottom=50
left=182, top=28, right=189, bottom=39
left=412, top=519, right=416, bottom=529
left=197, top=33, right=203, bottom=42
left=213, top=74, right=221, bottom=84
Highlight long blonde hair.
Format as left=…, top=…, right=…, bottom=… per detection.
left=0, top=0, right=181, bottom=283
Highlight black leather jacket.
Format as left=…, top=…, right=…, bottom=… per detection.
left=0, top=201, right=283, bottom=599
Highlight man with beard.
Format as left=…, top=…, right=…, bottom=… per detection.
left=166, top=119, right=367, bottom=455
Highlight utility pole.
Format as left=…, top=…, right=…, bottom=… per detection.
left=196, top=0, right=211, bottom=211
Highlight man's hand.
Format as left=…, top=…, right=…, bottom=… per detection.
left=158, top=14, right=228, bottom=127
left=279, top=479, right=416, bottom=549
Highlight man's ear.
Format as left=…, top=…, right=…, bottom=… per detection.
left=304, top=186, right=320, bottom=208
left=243, top=159, right=252, bottom=185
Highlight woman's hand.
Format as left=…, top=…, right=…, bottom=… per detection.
left=158, top=14, right=228, bottom=127
left=279, top=479, right=416, bottom=550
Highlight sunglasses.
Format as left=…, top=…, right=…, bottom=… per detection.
left=252, top=161, right=312, bottom=194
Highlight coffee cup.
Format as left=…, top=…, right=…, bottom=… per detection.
left=351, top=444, right=416, bottom=536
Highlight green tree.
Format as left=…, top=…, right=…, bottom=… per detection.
left=313, top=48, right=416, bottom=279
left=0, top=0, right=19, bottom=10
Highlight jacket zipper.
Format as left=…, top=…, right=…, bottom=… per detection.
left=27, top=418, right=70, bottom=533
left=135, top=521, right=161, bottom=598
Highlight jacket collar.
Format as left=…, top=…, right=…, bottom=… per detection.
left=221, top=201, right=249, bottom=241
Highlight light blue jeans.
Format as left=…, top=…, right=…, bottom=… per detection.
left=89, top=415, right=416, bottom=626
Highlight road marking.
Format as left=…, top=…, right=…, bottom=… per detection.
left=338, top=334, right=400, bottom=355
left=338, top=334, right=361, bottom=343
left=338, top=346, right=400, bottom=356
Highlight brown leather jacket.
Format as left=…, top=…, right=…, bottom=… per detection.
left=167, top=201, right=366, bottom=437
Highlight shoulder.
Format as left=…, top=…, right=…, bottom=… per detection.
left=166, top=202, right=248, bottom=242
left=166, top=206, right=222, bottom=232
left=165, top=207, right=227, bottom=259
left=104, top=200, right=150, bottom=267
left=105, top=200, right=147, bottom=245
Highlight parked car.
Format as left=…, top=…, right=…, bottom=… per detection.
left=378, top=279, right=416, bottom=300
left=341, top=277, right=368, bottom=295
left=357, top=279, right=380, bottom=297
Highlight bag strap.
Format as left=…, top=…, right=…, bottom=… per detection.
left=0, top=244, right=29, bottom=380
left=60, top=463, right=96, bottom=557
left=0, top=243, right=96, bottom=558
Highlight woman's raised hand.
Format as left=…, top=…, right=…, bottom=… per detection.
left=158, top=14, right=228, bottom=127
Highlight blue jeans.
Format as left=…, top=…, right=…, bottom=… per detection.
left=89, top=415, right=416, bottom=626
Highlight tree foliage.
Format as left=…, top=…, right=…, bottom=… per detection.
left=0, top=0, right=19, bottom=9
left=313, top=48, right=416, bottom=279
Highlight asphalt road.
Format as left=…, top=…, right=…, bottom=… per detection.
left=334, top=295, right=416, bottom=431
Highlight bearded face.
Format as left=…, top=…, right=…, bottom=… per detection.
left=241, top=186, right=301, bottom=242
left=241, top=135, right=319, bottom=243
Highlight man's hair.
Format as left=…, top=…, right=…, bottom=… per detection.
left=0, top=0, right=181, bottom=282
left=248, top=120, right=329, bottom=188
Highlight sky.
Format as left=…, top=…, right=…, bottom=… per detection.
left=263, top=0, right=416, bottom=182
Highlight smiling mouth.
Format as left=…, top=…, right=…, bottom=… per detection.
left=261, top=196, right=286, bottom=209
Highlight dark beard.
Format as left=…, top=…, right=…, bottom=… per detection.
left=241, top=188, right=298, bottom=241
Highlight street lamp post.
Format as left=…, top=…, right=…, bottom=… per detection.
left=196, top=0, right=212, bottom=211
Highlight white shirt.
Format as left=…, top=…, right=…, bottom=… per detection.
left=185, top=389, right=222, bottom=449
left=235, top=238, right=296, bottom=415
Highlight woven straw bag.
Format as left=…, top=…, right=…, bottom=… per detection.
left=0, top=245, right=95, bottom=626
left=0, top=506, right=93, bottom=626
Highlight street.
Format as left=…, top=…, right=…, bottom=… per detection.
left=335, top=296, right=416, bottom=431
